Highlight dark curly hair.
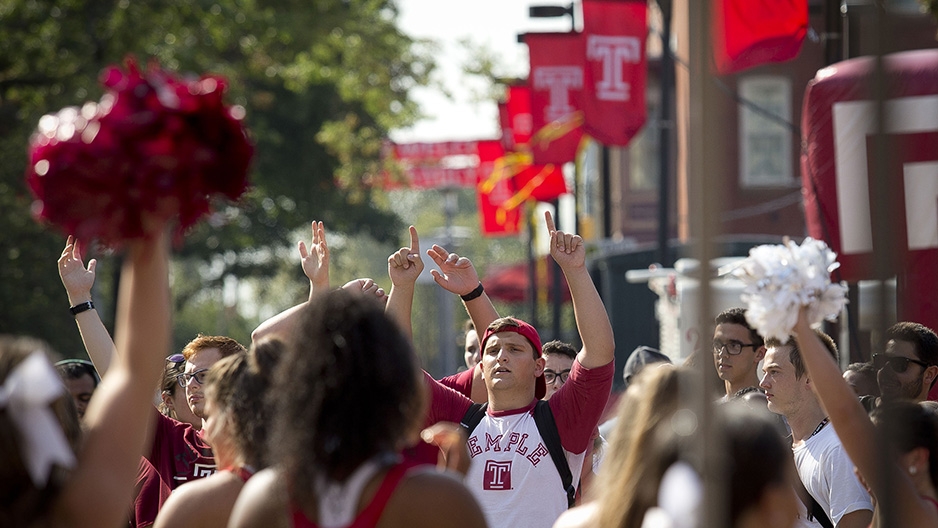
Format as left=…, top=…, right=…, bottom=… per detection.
left=203, top=339, right=282, bottom=471
left=0, top=335, right=82, bottom=528
left=267, top=290, right=424, bottom=495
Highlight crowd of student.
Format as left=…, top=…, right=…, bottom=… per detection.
left=3, top=216, right=938, bottom=528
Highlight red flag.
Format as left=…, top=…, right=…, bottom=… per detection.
left=476, top=140, right=521, bottom=236
left=712, top=0, right=807, bottom=75
left=526, top=32, right=586, bottom=165
left=510, top=164, right=568, bottom=205
left=581, top=0, right=647, bottom=146
left=506, top=85, right=533, bottom=148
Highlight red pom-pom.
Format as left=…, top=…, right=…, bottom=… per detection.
left=25, top=58, right=253, bottom=245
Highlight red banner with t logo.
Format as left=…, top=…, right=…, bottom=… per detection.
left=525, top=32, right=586, bottom=165
left=581, top=0, right=647, bottom=147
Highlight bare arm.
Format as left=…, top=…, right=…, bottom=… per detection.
left=792, top=310, right=933, bottom=526
left=58, top=236, right=117, bottom=375
left=228, top=469, right=291, bottom=528
left=252, top=221, right=331, bottom=343
left=426, top=244, right=500, bottom=336
left=385, top=226, right=424, bottom=342
left=836, top=509, right=873, bottom=528
left=53, top=231, right=171, bottom=528
left=389, top=470, right=487, bottom=528
left=300, top=221, right=330, bottom=301
left=545, top=211, right=614, bottom=369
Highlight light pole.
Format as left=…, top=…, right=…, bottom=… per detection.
left=528, top=2, right=577, bottom=340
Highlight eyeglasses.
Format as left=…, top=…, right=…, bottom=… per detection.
left=176, top=368, right=209, bottom=388
left=872, top=353, right=929, bottom=374
left=543, top=369, right=570, bottom=384
left=712, top=340, right=757, bottom=356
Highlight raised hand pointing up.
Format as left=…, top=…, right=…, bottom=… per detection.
left=545, top=211, right=584, bottom=271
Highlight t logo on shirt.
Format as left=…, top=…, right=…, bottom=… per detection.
left=484, top=460, right=512, bottom=490
left=192, top=463, right=216, bottom=479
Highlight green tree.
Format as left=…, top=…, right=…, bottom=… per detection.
left=0, top=0, right=434, bottom=353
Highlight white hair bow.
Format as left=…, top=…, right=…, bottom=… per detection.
left=0, top=351, right=77, bottom=486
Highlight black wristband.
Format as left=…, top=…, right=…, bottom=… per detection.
left=460, top=283, right=485, bottom=302
left=69, top=301, right=95, bottom=316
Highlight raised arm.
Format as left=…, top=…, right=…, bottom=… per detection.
left=300, top=221, right=330, bottom=301
left=54, top=231, right=171, bottom=528
left=58, top=236, right=117, bottom=375
left=545, top=211, right=614, bottom=369
left=426, top=245, right=500, bottom=336
left=252, top=221, right=330, bottom=343
left=386, top=226, right=424, bottom=341
left=791, top=310, right=931, bottom=525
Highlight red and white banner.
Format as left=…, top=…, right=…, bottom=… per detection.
left=581, top=0, right=647, bottom=147
left=712, top=0, right=807, bottom=75
left=389, top=141, right=481, bottom=160
left=385, top=140, right=491, bottom=189
left=801, top=49, right=938, bottom=331
left=526, top=32, right=586, bottom=165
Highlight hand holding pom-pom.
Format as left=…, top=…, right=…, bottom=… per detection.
left=732, top=238, right=848, bottom=344
left=25, top=59, right=253, bottom=246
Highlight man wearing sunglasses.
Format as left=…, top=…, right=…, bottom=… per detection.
left=870, top=322, right=938, bottom=404
left=712, top=308, right=766, bottom=401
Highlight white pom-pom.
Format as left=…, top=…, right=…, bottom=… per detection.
left=733, top=238, right=848, bottom=343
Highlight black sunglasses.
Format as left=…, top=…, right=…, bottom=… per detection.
left=872, top=353, right=929, bottom=374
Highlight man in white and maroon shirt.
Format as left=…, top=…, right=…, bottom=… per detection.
left=409, top=212, right=615, bottom=528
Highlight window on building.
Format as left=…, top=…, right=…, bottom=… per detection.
left=738, top=76, right=795, bottom=188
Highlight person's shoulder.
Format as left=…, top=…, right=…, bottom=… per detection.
left=553, top=501, right=599, bottom=528
left=156, top=473, right=240, bottom=528
left=228, top=468, right=290, bottom=528
left=382, top=468, right=485, bottom=528
left=165, top=470, right=242, bottom=505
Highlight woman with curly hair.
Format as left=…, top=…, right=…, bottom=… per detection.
left=229, top=289, right=484, bottom=528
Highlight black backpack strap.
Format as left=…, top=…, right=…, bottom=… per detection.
left=808, top=495, right=834, bottom=528
left=459, top=403, right=487, bottom=434
left=532, top=400, right=576, bottom=508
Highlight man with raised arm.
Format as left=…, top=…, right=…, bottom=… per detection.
left=386, top=212, right=615, bottom=528
left=58, top=236, right=244, bottom=490
left=251, top=221, right=388, bottom=344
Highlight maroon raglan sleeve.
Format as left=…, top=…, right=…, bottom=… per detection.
left=437, top=367, right=475, bottom=398
left=548, top=359, right=615, bottom=454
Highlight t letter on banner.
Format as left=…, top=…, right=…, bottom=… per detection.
left=581, top=0, right=647, bottom=147
left=526, top=32, right=586, bottom=165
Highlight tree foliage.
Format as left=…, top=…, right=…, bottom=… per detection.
left=0, top=0, right=434, bottom=353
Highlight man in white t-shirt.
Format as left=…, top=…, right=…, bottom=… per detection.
left=760, top=329, right=873, bottom=528
left=394, top=212, right=614, bottom=528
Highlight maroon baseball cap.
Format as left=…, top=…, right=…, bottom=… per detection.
left=480, top=318, right=547, bottom=400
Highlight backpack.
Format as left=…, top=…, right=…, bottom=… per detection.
left=460, top=400, right=576, bottom=508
